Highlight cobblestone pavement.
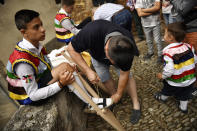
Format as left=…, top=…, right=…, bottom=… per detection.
left=87, top=40, right=197, bottom=131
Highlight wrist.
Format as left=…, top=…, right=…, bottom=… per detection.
left=116, top=91, right=123, bottom=97
left=58, top=80, right=64, bottom=88
left=84, top=68, right=93, bottom=75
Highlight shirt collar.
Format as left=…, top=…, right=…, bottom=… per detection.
left=18, top=38, right=43, bottom=55
left=163, top=42, right=182, bottom=51
left=59, top=8, right=70, bottom=16
left=104, top=32, right=122, bottom=44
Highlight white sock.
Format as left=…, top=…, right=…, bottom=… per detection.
left=161, top=95, right=169, bottom=101
left=67, top=72, right=113, bottom=109
left=91, top=98, right=113, bottom=109
left=179, top=100, right=188, bottom=111
left=67, top=72, right=91, bottom=104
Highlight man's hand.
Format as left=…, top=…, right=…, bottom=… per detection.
left=111, top=93, right=122, bottom=103
left=85, top=70, right=100, bottom=84
left=157, top=73, right=163, bottom=80
left=59, top=71, right=75, bottom=87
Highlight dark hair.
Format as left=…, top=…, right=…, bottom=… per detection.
left=15, top=9, right=39, bottom=30
left=92, top=0, right=105, bottom=7
left=166, top=22, right=186, bottom=42
left=62, top=0, right=75, bottom=6
left=108, top=35, right=136, bottom=68
left=92, top=0, right=116, bottom=7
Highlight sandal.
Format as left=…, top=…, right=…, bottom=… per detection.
left=130, top=109, right=141, bottom=124
left=154, top=92, right=167, bottom=103
left=191, top=87, right=197, bottom=97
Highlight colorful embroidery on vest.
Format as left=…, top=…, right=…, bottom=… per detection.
left=22, top=75, right=33, bottom=83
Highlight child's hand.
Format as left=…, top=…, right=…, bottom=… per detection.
left=157, top=73, right=163, bottom=80
left=59, top=71, right=75, bottom=87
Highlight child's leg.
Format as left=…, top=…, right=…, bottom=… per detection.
left=175, top=84, right=193, bottom=113
left=153, top=24, right=162, bottom=57
left=67, top=72, right=91, bottom=104
left=179, top=100, right=188, bottom=112
left=143, top=27, right=154, bottom=56
left=155, top=80, right=174, bottom=101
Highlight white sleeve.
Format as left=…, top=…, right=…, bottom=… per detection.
left=93, top=10, right=101, bottom=20
left=162, top=55, right=174, bottom=79
left=135, top=0, right=143, bottom=9
left=61, top=19, right=80, bottom=35
left=192, top=46, right=197, bottom=64
left=15, top=63, right=61, bottom=101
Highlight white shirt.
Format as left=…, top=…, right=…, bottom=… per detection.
left=162, top=43, right=197, bottom=87
left=15, top=38, right=61, bottom=101
left=93, top=3, right=124, bottom=21
left=59, top=8, right=80, bottom=35
left=135, top=0, right=161, bottom=27
left=162, top=0, right=173, bottom=14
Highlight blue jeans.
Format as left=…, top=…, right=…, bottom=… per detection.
left=112, top=9, right=132, bottom=32
left=163, top=13, right=176, bottom=25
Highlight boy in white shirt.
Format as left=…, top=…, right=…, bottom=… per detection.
left=135, top=0, right=163, bottom=63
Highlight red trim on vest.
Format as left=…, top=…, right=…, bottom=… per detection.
left=170, top=69, right=195, bottom=79
left=9, top=49, right=40, bottom=67
left=163, top=53, right=172, bottom=58
left=169, top=44, right=184, bottom=49
left=41, top=47, right=47, bottom=55
left=55, top=14, right=69, bottom=21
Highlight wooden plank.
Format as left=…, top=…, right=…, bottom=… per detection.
left=61, top=50, right=125, bottom=131
left=71, top=81, right=125, bottom=131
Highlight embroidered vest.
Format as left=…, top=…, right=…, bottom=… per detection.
left=55, top=13, right=74, bottom=44
left=6, top=44, right=52, bottom=105
left=163, top=43, right=196, bottom=86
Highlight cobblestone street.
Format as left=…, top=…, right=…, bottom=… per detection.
left=87, top=40, right=197, bottom=131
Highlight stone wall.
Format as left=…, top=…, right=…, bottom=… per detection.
left=3, top=38, right=87, bottom=131
left=4, top=89, right=87, bottom=131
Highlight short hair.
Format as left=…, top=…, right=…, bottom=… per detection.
left=62, top=0, right=75, bottom=6
left=15, top=9, right=39, bottom=30
left=166, top=22, right=186, bottom=42
left=92, top=0, right=105, bottom=7
left=108, top=35, right=136, bottom=68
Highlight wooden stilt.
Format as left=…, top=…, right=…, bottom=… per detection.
left=71, top=81, right=125, bottom=131
left=78, top=74, right=99, bottom=98
left=60, top=50, right=125, bottom=131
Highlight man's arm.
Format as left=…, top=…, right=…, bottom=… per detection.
left=111, top=70, right=129, bottom=103
left=141, top=1, right=161, bottom=13
left=67, top=42, right=100, bottom=84
left=136, top=8, right=152, bottom=17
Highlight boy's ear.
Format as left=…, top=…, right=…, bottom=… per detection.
left=20, top=29, right=26, bottom=35
left=169, top=34, right=175, bottom=41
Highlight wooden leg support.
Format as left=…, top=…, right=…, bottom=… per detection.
left=61, top=49, right=125, bottom=131
left=71, top=81, right=125, bottom=131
